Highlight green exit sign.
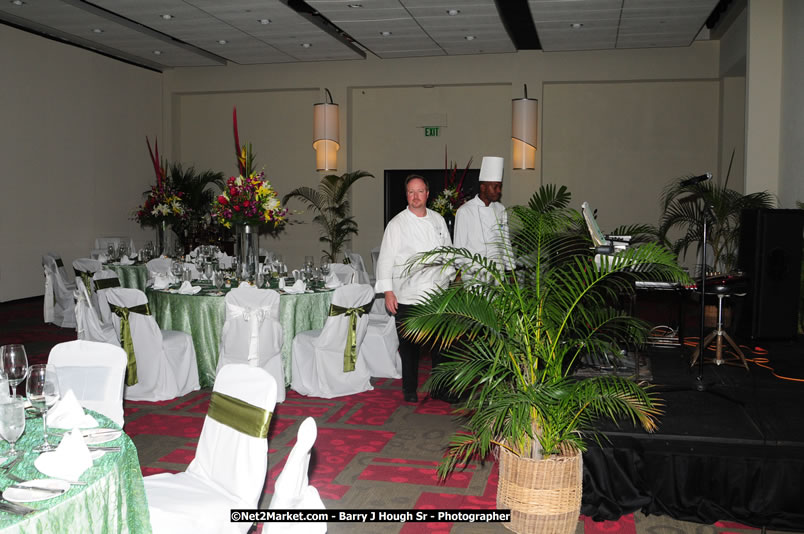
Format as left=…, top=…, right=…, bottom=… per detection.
left=424, top=127, right=440, bottom=137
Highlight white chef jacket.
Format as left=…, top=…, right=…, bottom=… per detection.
left=454, top=195, right=512, bottom=270
left=375, top=207, right=455, bottom=305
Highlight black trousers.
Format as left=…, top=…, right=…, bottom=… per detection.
left=395, top=303, right=445, bottom=396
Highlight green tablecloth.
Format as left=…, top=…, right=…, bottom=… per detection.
left=106, top=264, right=149, bottom=292
left=146, top=286, right=334, bottom=388
left=0, top=412, right=150, bottom=533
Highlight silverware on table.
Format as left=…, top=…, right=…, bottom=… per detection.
left=7, top=483, right=64, bottom=495
left=88, top=446, right=121, bottom=452
left=0, top=500, right=34, bottom=516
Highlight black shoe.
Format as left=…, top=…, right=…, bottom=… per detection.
left=403, top=392, right=418, bottom=403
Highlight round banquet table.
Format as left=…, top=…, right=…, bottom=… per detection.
left=146, top=285, right=334, bottom=388
left=0, top=411, right=150, bottom=533
left=106, top=264, right=149, bottom=292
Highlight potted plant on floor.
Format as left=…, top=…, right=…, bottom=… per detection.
left=282, top=171, right=373, bottom=263
left=402, top=184, right=689, bottom=533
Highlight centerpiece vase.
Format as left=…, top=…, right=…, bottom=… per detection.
left=156, top=220, right=170, bottom=257
left=235, top=223, right=260, bottom=281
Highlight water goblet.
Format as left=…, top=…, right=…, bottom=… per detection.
left=118, top=242, right=129, bottom=259
left=1, top=344, right=28, bottom=396
left=214, top=271, right=225, bottom=292
left=26, top=364, right=60, bottom=453
left=0, top=396, right=25, bottom=456
left=320, top=258, right=331, bottom=278
left=106, top=243, right=116, bottom=261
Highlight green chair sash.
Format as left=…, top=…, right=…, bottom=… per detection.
left=110, top=303, right=151, bottom=386
left=207, top=391, right=272, bottom=438
left=94, top=277, right=121, bottom=290
left=328, top=302, right=373, bottom=372
left=74, top=269, right=93, bottom=296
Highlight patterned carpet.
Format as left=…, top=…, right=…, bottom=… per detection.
left=0, top=297, right=786, bottom=534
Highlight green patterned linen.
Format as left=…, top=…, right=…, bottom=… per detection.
left=106, top=264, right=149, bottom=292
left=0, top=412, right=150, bottom=533
left=146, top=286, right=333, bottom=387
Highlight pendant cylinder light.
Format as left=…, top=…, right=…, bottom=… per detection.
left=313, top=88, right=339, bottom=171
left=512, top=85, right=538, bottom=170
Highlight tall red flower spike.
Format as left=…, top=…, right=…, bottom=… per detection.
left=233, top=107, right=245, bottom=177
left=146, top=136, right=165, bottom=188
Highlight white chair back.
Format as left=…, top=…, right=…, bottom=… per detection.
left=328, top=263, right=359, bottom=285
left=74, top=279, right=120, bottom=347
left=317, top=284, right=373, bottom=349
left=371, top=246, right=381, bottom=280
left=218, top=286, right=285, bottom=402
left=93, top=270, right=121, bottom=324
left=344, top=253, right=371, bottom=284
left=42, top=253, right=76, bottom=328
left=266, top=417, right=326, bottom=534
left=48, top=340, right=127, bottom=427
left=188, top=364, right=278, bottom=508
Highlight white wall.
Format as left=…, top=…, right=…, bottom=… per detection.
left=780, top=0, right=804, bottom=207
left=0, top=24, right=163, bottom=301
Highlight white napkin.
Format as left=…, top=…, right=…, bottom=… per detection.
left=284, top=280, right=307, bottom=294
left=47, top=389, right=98, bottom=429
left=119, top=255, right=135, bottom=265
left=178, top=281, right=202, bottom=295
left=97, top=253, right=109, bottom=264
left=278, top=277, right=286, bottom=290
left=34, top=428, right=93, bottom=481
left=153, top=274, right=171, bottom=290
left=325, top=272, right=342, bottom=289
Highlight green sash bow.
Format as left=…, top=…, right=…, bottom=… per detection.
left=328, top=302, right=373, bottom=372
left=207, top=392, right=272, bottom=438
left=110, top=303, right=151, bottom=386
left=94, top=278, right=121, bottom=290
left=74, top=269, right=93, bottom=296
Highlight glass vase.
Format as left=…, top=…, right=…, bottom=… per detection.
left=155, top=220, right=170, bottom=257
left=236, top=224, right=260, bottom=282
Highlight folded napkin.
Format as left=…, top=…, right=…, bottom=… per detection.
left=153, top=274, right=172, bottom=290
left=47, top=389, right=98, bottom=429
left=119, top=255, right=135, bottom=265
left=325, top=272, right=342, bottom=289
left=178, top=281, right=202, bottom=295
left=97, top=253, right=109, bottom=264
left=283, top=280, right=307, bottom=294
left=34, top=428, right=93, bottom=481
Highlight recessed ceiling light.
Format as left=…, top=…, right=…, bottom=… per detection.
left=380, top=31, right=392, bottom=36
left=153, top=50, right=162, bottom=55
left=570, top=23, right=584, bottom=29
left=10, top=0, right=25, bottom=6
left=92, top=28, right=104, bottom=34
left=347, top=3, right=363, bottom=7
left=258, top=18, right=271, bottom=25
left=464, top=35, right=476, bottom=41
left=301, top=43, right=312, bottom=48
left=161, top=14, right=173, bottom=20
left=446, top=9, right=460, bottom=16
left=217, top=39, right=228, bottom=45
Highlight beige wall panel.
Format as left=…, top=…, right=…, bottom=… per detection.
left=0, top=25, right=161, bottom=301
left=542, top=81, right=720, bottom=236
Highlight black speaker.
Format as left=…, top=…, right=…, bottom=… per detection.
left=738, top=209, right=804, bottom=339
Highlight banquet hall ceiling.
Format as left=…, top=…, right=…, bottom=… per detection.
left=1, top=0, right=728, bottom=71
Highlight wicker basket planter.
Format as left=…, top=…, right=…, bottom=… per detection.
left=497, top=445, right=583, bottom=534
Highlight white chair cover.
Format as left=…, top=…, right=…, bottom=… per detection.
left=48, top=340, right=126, bottom=427
left=370, top=246, right=381, bottom=279
left=360, top=314, right=402, bottom=379
left=217, top=286, right=285, bottom=403
left=290, top=284, right=374, bottom=398
left=106, top=287, right=200, bottom=401
left=93, top=270, right=120, bottom=324
left=42, top=254, right=77, bottom=328
left=266, top=417, right=326, bottom=534
left=327, top=263, right=359, bottom=285
left=74, top=278, right=120, bottom=347
left=145, top=364, right=277, bottom=534
left=72, top=258, right=103, bottom=302
left=146, top=257, right=173, bottom=287
left=344, top=252, right=372, bottom=284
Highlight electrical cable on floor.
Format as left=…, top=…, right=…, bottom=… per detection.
left=681, top=336, right=804, bottom=383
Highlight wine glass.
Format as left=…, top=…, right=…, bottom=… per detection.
left=0, top=396, right=25, bottom=456
left=320, top=257, right=331, bottom=278
left=1, top=344, right=28, bottom=396
left=106, top=243, right=116, bottom=261
left=214, top=270, right=225, bottom=292
left=26, top=364, right=60, bottom=452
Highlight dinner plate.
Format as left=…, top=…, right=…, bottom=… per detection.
left=82, top=429, right=122, bottom=445
left=3, top=479, right=70, bottom=503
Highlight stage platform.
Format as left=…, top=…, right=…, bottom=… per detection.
left=581, top=337, right=804, bottom=531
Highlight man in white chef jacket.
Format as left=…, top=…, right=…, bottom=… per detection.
left=454, top=156, right=512, bottom=276
left=375, top=175, right=455, bottom=403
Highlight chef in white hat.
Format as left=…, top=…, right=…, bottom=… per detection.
left=454, top=156, right=512, bottom=274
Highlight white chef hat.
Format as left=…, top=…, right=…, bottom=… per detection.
left=478, top=156, right=504, bottom=182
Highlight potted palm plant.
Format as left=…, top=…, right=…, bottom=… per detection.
left=168, top=163, right=225, bottom=253
left=402, top=185, right=689, bottom=533
left=282, top=171, right=373, bottom=262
